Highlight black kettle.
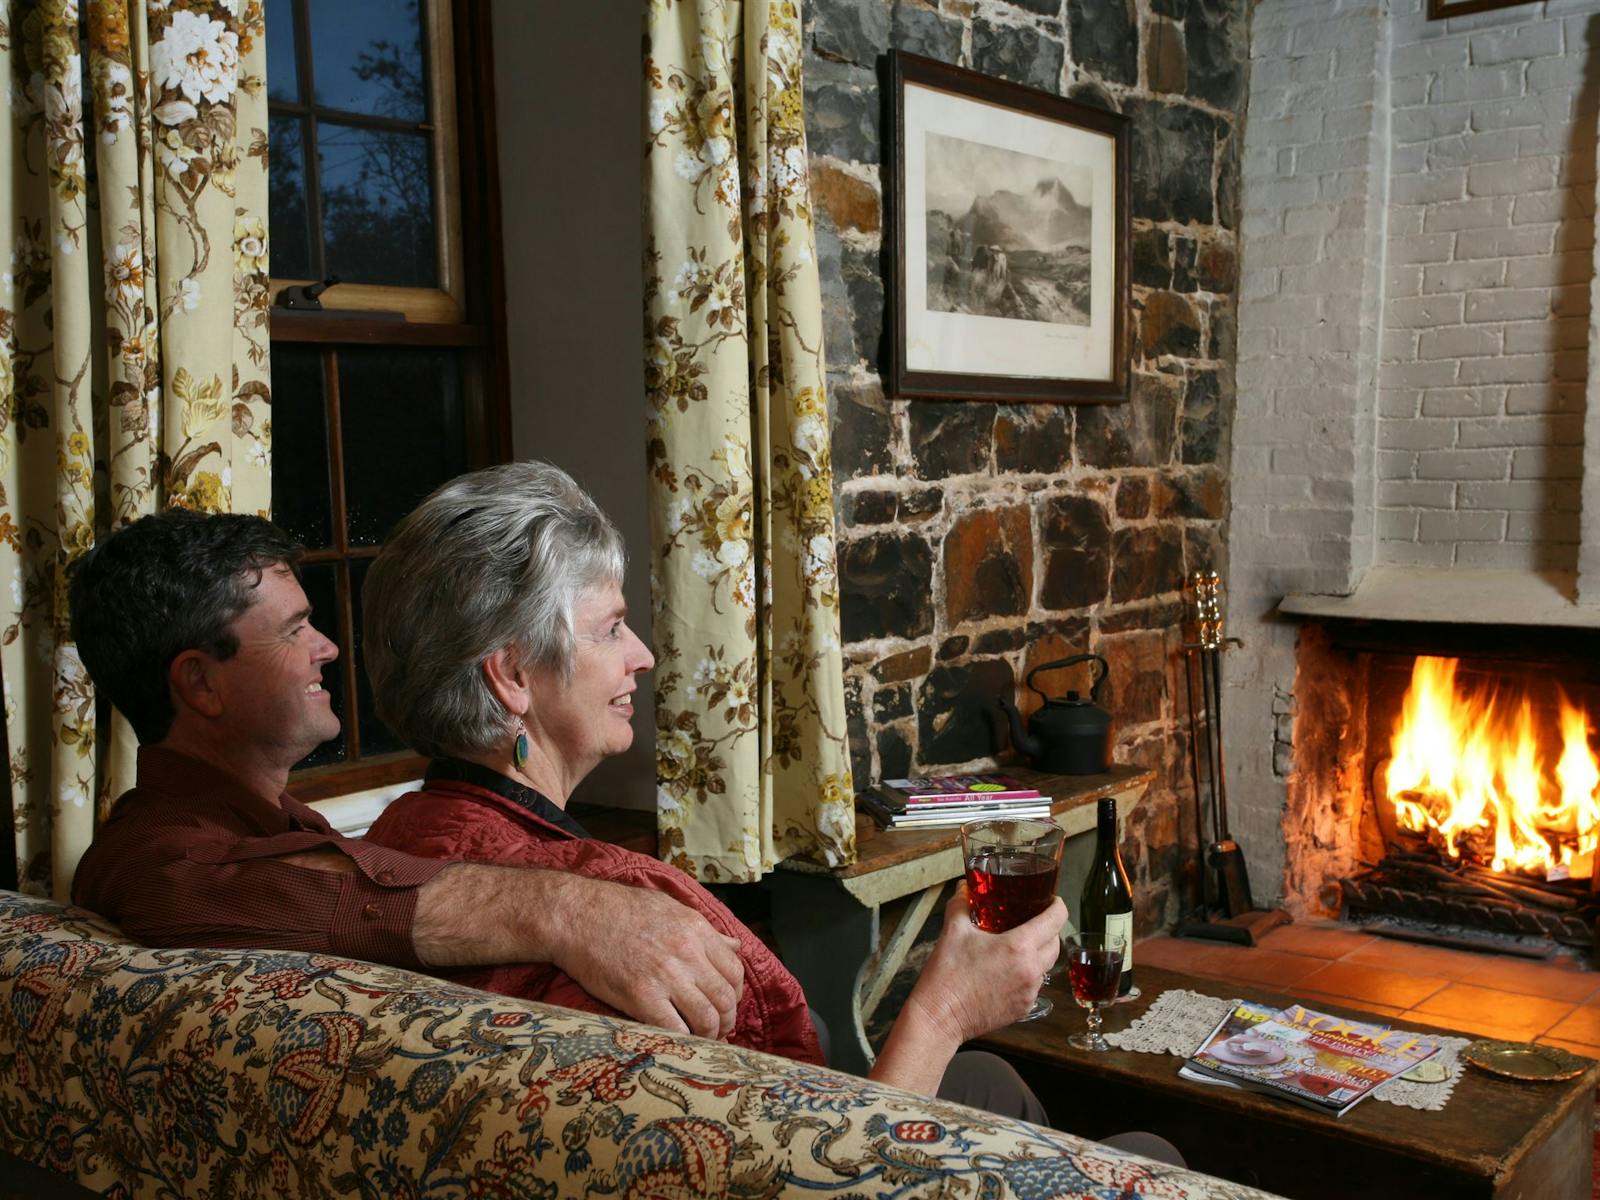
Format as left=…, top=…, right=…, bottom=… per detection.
left=996, top=654, right=1113, bottom=775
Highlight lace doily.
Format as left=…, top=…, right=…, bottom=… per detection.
left=1103, top=987, right=1470, bottom=1112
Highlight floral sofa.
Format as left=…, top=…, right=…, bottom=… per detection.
left=0, top=890, right=1276, bottom=1199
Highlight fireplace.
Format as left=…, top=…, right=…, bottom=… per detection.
left=1282, top=616, right=1600, bottom=962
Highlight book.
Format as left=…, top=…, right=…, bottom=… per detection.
left=1178, top=1000, right=1441, bottom=1117
left=876, top=774, right=1042, bottom=807
left=856, top=790, right=1053, bottom=831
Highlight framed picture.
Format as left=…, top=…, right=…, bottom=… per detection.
left=1426, top=0, right=1536, bottom=18
left=888, top=51, right=1130, bottom=404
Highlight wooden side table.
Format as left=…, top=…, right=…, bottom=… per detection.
left=772, top=764, right=1154, bottom=1075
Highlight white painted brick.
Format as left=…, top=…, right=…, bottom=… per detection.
left=1428, top=129, right=1522, bottom=169
left=1419, top=387, right=1504, bottom=418
left=1300, top=137, right=1374, bottom=174
left=1454, top=542, right=1552, bottom=569
left=1553, top=218, right=1595, bottom=253
left=1421, top=259, right=1506, bottom=293
left=1506, top=382, right=1583, bottom=414
left=1242, top=234, right=1325, bottom=268
left=1275, top=445, right=1357, bottom=476
left=1391, top=37, right=1470, bottom=78
left=1470, top=21, right=1563, bottom=66
left=1377, top=509, right=1420, bottom=540
left=1457, top=353, right=1557, bottom=384
left=1506, top=251, right=1589, bottom=288
left=1241, top=211, right=1286, bottom=239
left=1322, top=104, right=1378, bottom=141
left=1379, top=480, right=1456, bottom=507
left=1253, top=177, right=1325, bottom=209
left=1464, top=287, right=1552, bottom=323
left=1283, top=205, right=1341, bottom=237
left=1282, top=386, right=1364, bottom=418
left=1471, top=97, right=1565, bottom=134
left=1390, top=75, right=1429, bottom=107
left=1269, top=509, right=1356, bottom=538
left=1416, top=448, right=1512, bottom=480
left=1233, top=473, right=1315, bottom=505
left=1457, top=414, right=1578, bottom=448
left=1385, top=206, right=1422, bottom=240
left=1290, top=13, right=1376, bottom=55
left=1311, top=476, right=1357, bottom=506
left=1510, top=445, right=1582, bottom=479
left=1394, top=103, right=1473, bottom=145
left=1388, top=233, right=1456, bottom=264
left=1390, top=294, right=1465, bottom=327
left=1418, top=510, right=1507, bottom=541
left=1389, top=359, right=1462, bottom=388
left=1526, top=47, right=1585, bottom=92
left=1460, top=480, right=1579, bottom=511
left=1466, top=156, right=1560, bottom=197
left=1392, top=143, right=1428, bottom=175
left=1432, top=62, right=1524, bottom=104
left=1417, top=325, right=1501, bottom=359
left=1381, top=542, right=1458, bottom=567
left=1379, top=418, right=1456, bottom=450
left=1423, top=194, right=1514, bottom=232
left=1508, top=509, right=1579, bottom=541
left=1379, top=388, right=1421, bottom=418
left=1511, top=189, right=1580, bottom=226
left=1381, top=328, right=1419, bottom=361
left=1322, top=228, right=1373, bottom=260
left=1453, top=224, right=1556, bottom=259
left=1253, top=111, right=1327, bottom=146
left=1281, top=262, right=1367, bottom=295
left=1387, top=265, right=1424, bottom=298
left=1390, top=168, right=1467, bottom=205
left=1377, top=449, right=1417, bottom=480
left=1503, top=317, right=1585, bottom=354
left=1239, top=294, right=1323, bottom=328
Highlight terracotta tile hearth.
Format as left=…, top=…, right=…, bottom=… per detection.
left=1138, top=923, right=1600, bottom=1060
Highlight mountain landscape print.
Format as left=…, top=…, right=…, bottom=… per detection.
left=924, top=132, right=1093, bottom=326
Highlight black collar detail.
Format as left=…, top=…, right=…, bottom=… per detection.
left=424, top=757, right=591, bottom=839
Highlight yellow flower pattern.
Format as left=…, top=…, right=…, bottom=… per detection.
left=645, top=0, right=854, bottom=881
left=3, top=0, right=272, bottom=898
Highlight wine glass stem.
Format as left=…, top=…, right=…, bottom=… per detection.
left=1088, top=1006, right=1103, bottom=1046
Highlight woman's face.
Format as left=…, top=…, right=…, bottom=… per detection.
left=526, top=581, right=654, bottom=780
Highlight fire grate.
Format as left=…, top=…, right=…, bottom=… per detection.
left=1341, top=853, right=1599, bottom=954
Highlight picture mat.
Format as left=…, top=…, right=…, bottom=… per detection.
left=903, top=81, right=1117, bottom=381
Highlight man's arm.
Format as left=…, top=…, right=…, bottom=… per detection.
left=868, top=887, right=1065, bottom=1095
left=409, top=860, right=744, bottom=1038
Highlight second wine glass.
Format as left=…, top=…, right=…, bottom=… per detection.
left=1066, top=931, right=1126, bottom=1051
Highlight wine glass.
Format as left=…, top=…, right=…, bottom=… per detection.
left=1066, top=931, right=1126, bottom=1051
left=960, top=818, right=1065, bottom=1022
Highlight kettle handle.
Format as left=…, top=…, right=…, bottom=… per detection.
left=1025, top=654, right=1109, bottom=705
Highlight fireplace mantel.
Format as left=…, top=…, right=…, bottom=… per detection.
left=1279, top=566, right=1600, bottom=630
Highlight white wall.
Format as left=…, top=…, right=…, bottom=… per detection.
left=491, top=2, right=656, bottom=809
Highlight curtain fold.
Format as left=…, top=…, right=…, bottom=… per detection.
left=643, top=0, right=855, bottom=881
left=3, top=0, right=273, bottom=898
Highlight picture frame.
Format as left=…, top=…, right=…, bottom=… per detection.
left=888, top=51, right=1130, bottom=404
left=1426, top=0, right=1536, bottom=18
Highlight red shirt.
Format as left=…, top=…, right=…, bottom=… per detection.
left=365, top=760, right=824, bottom=1064
left=71, top=746, right=445, bottom=966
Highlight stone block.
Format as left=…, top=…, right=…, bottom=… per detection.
left=1184, top=0, right=1246, bottom=110
left=1180, top=367, right=1223, bottom=466
left=810, top=161, right=881, bottom=234
left=1172, top=234, right=1199, bottom=292
left=1138, top=291, right=1203, bottom=358
left=804, top=64, right=880, bottom=163
left=841, top=242, right=887, bottom=371
left=899, top=486, right=945, bottom=520
left=872, top=682, right=914, bottom=722
left=939, top=635, right=969, bottom=660
left=1039, top=493, right=1113, bottom=610
left=1015, top=618, right=1095, bottom=722
left=1110, top=525, right=1185, bottom=603
left=971, top=17, right=1064, bottom=92
left=1068, top=0, right=1137, bottom=86
left=909, top=402, right=994, bottom=478
left=876, top=724, right=913, bottom=778
left=1144, top=15, right=1187, bottom=94
left=1156, top=466, right=1225, bottom=519
left=872, top=644, right=933, bottom=684
left=830, top=374, right=893, bottom=476
left=942, top=505, right=1033, bottom=624
left=1197, top=234, right=1237, bottom=293
left=1079, top=372, right=1180, bottom=469
left=1099, top=629, right=1168, bottom=728
left=1132, top=225, right=1173, bottom=288
left=842, top=489, right=898, bottom=526
left=845, top=672, right=872, bottom=785
left=1116, top=475, right=1151, bottom=519
left=916, top=659, right=1014, bottom=766
left=973, top=627, right=1026, bottom=654
left=995, top=405, right=1073, bottom=474
left=890, top=3, right=963, bottom=61
left=810, top=0, right=891, bottom=69
left=839, top=531, right=935, bottom=640
left=1129, top=98, right=1219, bottom=225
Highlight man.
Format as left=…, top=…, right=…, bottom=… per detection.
left=69, top=510, right=744, bottom=1040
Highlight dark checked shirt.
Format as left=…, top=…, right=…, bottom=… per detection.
left=72, top=746, right=446, bottom=966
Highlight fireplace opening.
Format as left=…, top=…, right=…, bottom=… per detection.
left=1286, top=620, right=1600, bottom=963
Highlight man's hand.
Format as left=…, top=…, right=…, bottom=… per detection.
left=550, top=880, right=745, bottom=1039
left=413, top=862, right=744, bottom=1039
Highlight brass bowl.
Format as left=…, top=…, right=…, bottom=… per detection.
left=1461, top=1040, right=1592, bottom=1083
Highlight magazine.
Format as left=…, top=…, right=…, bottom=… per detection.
left=857, top=790, right=1052, bottom=830
left=878, top=774, right=1042, bottom=805
left=1179, top=1000, right=1441, bottom=1117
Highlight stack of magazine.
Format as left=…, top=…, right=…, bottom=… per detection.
left=857, top=774, right=1053, bottom=830
left=1179, top=1000, right=1442, bottom=1117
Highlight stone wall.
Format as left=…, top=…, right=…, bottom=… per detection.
left=808, top=0, right=1250, bottom=930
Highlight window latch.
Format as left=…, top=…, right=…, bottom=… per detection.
left=275, top=275, right=342, bottom=311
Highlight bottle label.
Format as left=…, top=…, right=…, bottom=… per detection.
left=1104, top=911, right=1133, bottom=973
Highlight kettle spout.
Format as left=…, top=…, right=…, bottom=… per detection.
left=995, top=695, right=1042, bottom=760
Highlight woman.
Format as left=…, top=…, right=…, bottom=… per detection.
left=361, top=462, right=1063, bottom=1100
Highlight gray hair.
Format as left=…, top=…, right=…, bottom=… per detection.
left=362, top=461, right=627, bottom=759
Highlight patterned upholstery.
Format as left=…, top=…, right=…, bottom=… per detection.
left=0, top=890, right=1274, bottom=1198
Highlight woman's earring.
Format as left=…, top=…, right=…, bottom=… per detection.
left=513, top=720, right=530, bottom=770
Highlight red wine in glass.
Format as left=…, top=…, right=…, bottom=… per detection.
left=1067, top=934, right=1125, bottom=1051
left=965, top=849, right=1059, bottom=933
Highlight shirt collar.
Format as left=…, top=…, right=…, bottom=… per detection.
left=134, top=744, right=332, bottom=834
left=424, top=757, right=591, bottom=839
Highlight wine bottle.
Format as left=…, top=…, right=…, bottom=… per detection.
left=1079, top=796, right=1135, bottom=996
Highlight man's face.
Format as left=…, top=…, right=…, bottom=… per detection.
left=208, top=564, right=341, bottom=764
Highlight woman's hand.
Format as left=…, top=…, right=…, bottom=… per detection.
left=871, top=884, right=1064, bottom=1094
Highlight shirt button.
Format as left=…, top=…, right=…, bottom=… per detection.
left=362, top=902, right=381, bottom=920
left=377, top=869, right=395, bottom=885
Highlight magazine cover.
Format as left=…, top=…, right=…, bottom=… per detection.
left=1182, top=1001, right=1441, bottom=1117
left=878, top=774, right=1042, bottom=806
left=858, top=791, right=1052, bottom=830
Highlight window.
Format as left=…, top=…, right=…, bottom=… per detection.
left=266, top=0, right=508, bottom=797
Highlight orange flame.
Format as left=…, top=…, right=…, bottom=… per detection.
left=1384, top=656, right=1599, bottom=877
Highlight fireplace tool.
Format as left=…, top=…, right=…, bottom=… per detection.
left=1175, top=572, right=1287, bottom=946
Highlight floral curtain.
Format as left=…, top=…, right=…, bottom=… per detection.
left=3, top=0, right=273, bottom=899
left=643, top=0, right=855, bottom=881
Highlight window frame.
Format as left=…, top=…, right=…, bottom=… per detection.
left=269, top=0, right=510, bottom=801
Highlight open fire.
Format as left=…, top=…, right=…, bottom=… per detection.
left=1382, top=656, right=1600, bottom=881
